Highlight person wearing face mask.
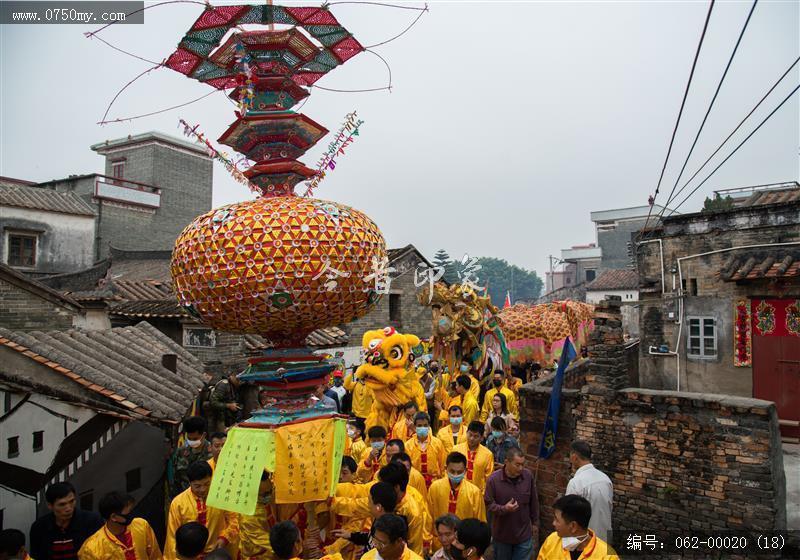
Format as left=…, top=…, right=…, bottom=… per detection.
left=169, top=416, right=212, bottom=497
left=485, top=448, right=539, bottom=560
left=345, top=419, right=368, bottom=466
left=404, top=412, right=447, bottom=488
left=454, top=422, right=494, bottom=493
left=480, top=372, right=518, bottom=423
left=427, top=453, right=486, bottom=549
left=165, top=461, right=238, bottom=560
left=77, top=492, right=160, bottom=560
left=454, top=377, right=479, bottom=426
left=356, top=427, right=389, bottom=481
left=486, top=417, right=520, bottom=469
left=482, top=394, right=517, bottom=441
left=238, top=471, right=278, bottom=560
left=436, top=406, right=467, bottom=453
left=449, top=519, right=491, bottom=560
left=537, top=495, right=618, bottom=560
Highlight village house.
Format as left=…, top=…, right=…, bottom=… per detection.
left=636, top=182, right=800, bottom=438
left=585, top=269, right=640, bottom=337
left=0, top=268, right=206, bottom=536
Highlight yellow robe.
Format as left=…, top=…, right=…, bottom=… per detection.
left=390, top=417, right=416, bottom=443
left=453, top=443, right=495, bottom=493
left=460, top=393, right=479, bottom=426
left=78, top=519, right=161, bottom=560
left=360, top=546, right=423, bottom=560
left=344, top=373, right=374, bottom=419
left=324, top=483, right=368, bottom=560
left=435, top=424, right=467, bottom=454
left=427, top=477, right=486, bottom=523
left=405, top=435, right=446, bottom=486
left=438, top=394, right=460, bottom=425
left=331, top=486, right=429, bottom=555
left=467, top=376, right=480, bottom=400
left=208, top=456, right=217, bottom=472
left=537, top=531, right=619, bottom=560
left=345, top=438, right=368, bottom=464
left=165, top=488, right=238, bottom=560
left=355, top=449, right=388, bottom=483
left=479, top=387, right=519, bottom=422
left=239, top=503, right=316, bottom=560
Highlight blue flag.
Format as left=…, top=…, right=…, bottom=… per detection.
left=538, top=337, right=578, bottom=459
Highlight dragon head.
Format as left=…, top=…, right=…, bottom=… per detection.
left=356, top=326, right=420, bottom=408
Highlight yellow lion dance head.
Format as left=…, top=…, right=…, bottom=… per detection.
left=356, top=326, right=424, bottom=429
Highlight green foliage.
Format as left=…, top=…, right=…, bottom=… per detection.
left=702, top=194, right=734, bottom=213
left=433, top=248, right=459, bottom=284
left=439, top=253, right=543, bottom=305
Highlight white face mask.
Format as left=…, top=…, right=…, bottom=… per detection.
left=186, top=438, right=203, bottom=448
left=562, top=534, right=590, bottom=551
left=347, top=428, right=356, bottom=439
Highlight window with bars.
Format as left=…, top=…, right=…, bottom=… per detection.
left=687, top=317, right=717, bottom=358
left=33, top=431, right=44, bottom=452
left=7, top=233, right=37, bottom=267
left=111, top=160, right=125, bottom=184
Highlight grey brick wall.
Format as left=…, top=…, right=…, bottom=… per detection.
left=0, top=278, right=74, bottom=330
left=343, top=252, right=432, bottom=345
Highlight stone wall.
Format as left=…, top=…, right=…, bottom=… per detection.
left=519, top=297, right=787, bottom=541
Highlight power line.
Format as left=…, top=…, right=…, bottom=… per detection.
left=666, top=83, right=800, bottom=216
left=660, top=0, right=758, bottom=216
left=662, top=55, right=799, bottom=212
left=639, top=0, right=716, bottom=239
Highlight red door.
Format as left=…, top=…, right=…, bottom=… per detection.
left=751, top=298, right=800, bottom=439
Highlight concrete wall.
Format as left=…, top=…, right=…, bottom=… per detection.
left=586, top=289, right=638, bottom=304
left=0, top=207, right=95, bottom=274
left=519, top=299, right=787, bottom=542
left=0, top=390, right=95, bottom=472
left=0, top=487, right=37, bottom=533
left=637, top=202, right=800, bottom=397
left=597, top=219, right=645, bottom=270
left=343, top=251, right=433, bottom=345
left=0, top=276, right=76, bottom=331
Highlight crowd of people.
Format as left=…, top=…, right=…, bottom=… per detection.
left=1, top=360, right=617, bottom=560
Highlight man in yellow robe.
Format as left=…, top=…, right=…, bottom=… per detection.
left=165, top=461, right=238, bottom=559
left=453, top=377, right=479, bottom=428
left=453, top=421, right=495, bottom=493
left=405, top=413, right=447, bottom=488
left=207, top=432, right=227, bottom=473
left=427, top=452, right=486, bottom=530
left=389, top=453, right=429, bottom=504
left=78, top=492, right=161, bottom=560
left=435, top=406, right=467, bottom=453
left=358, top=514, right=423, bottom=560
left=344, top=367, right=374, bottom=421
left=479, top=372, right=519, bottom=422
left=390, top=402, right=419, bottom=443
left=331, top=464, right=430, bottom=555
left=537, top=495, right=618, bottom=559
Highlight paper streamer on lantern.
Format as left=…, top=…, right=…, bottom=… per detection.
left=206, top=427, right=273, bottom=515
left=273, top=418, right=337, bottom=504
left=304, top=111, right=364, bottom=196
left=178, top=118, right=260, bottom=195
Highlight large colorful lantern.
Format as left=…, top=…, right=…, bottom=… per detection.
left=166, top=3, right=381, bottom=517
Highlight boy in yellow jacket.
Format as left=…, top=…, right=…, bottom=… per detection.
left=78, top=492, right=161, bottom=560
left=537, top=495, right=618, bottom=560
left=165, top=461, right=238, bottom=559
left=453, top=421, right=495, bottom=493
left=427, top=452, right=486, bottom=536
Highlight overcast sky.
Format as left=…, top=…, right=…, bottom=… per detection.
left=1, top=0, right=798, bottom=277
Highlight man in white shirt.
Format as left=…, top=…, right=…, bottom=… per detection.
left=565, top=440, right=613, bottom=541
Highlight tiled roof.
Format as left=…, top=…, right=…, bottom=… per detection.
left=0, top=322, right=206, bottom=422
left=114, top=280, right=173, bottom=299
left=0, top=183, right=95, bottom=216
left=244, top=326, right=349, bottom=351
left=586, top=269, right=639, bottom=291
left=0, top=175, right=36, bottom=188
left=110, top=258, right=172, bottom=283
left=110, top=299, right=184, bottom=318
left=738, top=186, right=800, bottom=207
left=720, top=249, right=800, bottom=281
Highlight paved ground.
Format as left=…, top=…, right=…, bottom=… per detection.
left=784, top=443, right=799, bottom=530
